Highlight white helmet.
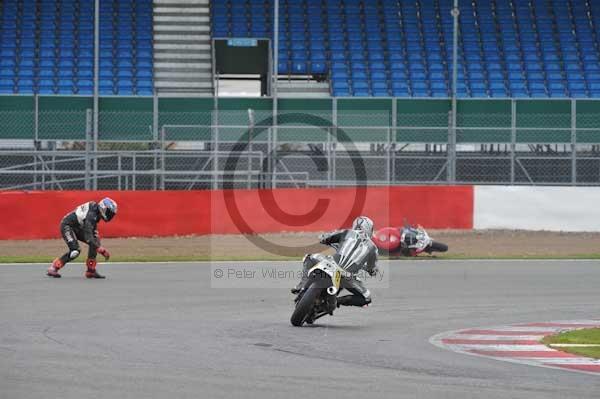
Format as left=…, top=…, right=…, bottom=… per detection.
left=352, top=216, right=374, bottom=237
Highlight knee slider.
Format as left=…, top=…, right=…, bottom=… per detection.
left=69, top=250, right=80, bottom=260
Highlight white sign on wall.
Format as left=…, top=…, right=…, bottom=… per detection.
left=474, top=186, right=600, bottom=232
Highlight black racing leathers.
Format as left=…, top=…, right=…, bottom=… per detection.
left=298, top=229, right=378, bottom=307
left=58, top=201, right=103, bottom=264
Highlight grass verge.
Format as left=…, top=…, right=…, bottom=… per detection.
left=0, top=255, right=298, bottom=263
left=3, top=253, right=600, bottom=263
left=542, top=328, right=600, bottom=359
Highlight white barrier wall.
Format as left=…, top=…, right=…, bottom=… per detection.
left=474, top=186, right=600, bottom=232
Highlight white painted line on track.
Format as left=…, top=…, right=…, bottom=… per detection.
left=447, top=344, right=554, bottom=351
left=444, top=334, right=549, bottom=340
left=472, top=326, right=572, bottom=332
left=538, top=358, right=600, bottom=365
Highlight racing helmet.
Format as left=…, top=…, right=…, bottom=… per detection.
left=352, top=216, right=374, bottom=237
left=98, top=197, right=118, bottom=222
left=401, top=229, right=418, bottom=248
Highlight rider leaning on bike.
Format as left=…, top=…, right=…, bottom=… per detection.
left=292, top=216, right=379, bottom=307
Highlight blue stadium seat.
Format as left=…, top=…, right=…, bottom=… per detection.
left=0, top=0, right=153, bottom=95
left=7, top=0, right=600, bottom=98
left=211, top=0, right=600, bottom=97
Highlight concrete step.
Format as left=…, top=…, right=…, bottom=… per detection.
left=155, top=69, right=212, bottom=75
left=155, top=71, right=212, bottom=79
left=154, top=18, right=209, bottom=25
left=154, top=7, right=208, bottom=14
left=155, top=49, right=211, bottom=56
left=155, top=43, right=211, bottom=51
left=155, top=61, right=212, bottom=68
left=153, top=0, right=212, bottom=94
left=155, top=70, right=212, bottom=76
left=276, top=80, right=331, bottom=96
left=154, top=33, right=211, bottom=41
left=155, top=0, right=209, bottom=5
left=154, top=15, right=209, bottom=23
left=277, top=92, right=332, bottom=98
left=157, top=90, right=214, bottom=96
left=155, top=52, right=211, bottom=60
left=278, top=83, right=330, bottom=91
left=155, top=76, right=213, bottom=83
left=278, top=90, right=330, bottom=96
left=153, top=14, right=210, bottom=25
left=154, top=24, right=210, bottom=32
left=278, top=88, right=330, bottom=93
left=156, top=71, right=212, bottom=76
left=155, top=61, right=212, bottom=69
left=154, top=21, right=210, bottom=28
left=155, top=81, right=213, bottom=89
left=277, top=86, right=329, bottom=93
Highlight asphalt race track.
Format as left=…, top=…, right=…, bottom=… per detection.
left=1, top=260, right=600, bottom=399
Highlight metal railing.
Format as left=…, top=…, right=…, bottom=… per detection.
left=2, top=98, right=600, bottom=190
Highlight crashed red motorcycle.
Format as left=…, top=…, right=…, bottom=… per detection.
left=372, top=225, right=448, bottom=256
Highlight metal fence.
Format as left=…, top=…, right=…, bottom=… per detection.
left=2, top=97, right=600, bottom=190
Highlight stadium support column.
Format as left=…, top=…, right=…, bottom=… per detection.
left=248, top=109, right=254, bottom=189
left=332, top=98, right=337, bottom=185
left=449, top=0, right=459, bottom=184
left=34, top=94, right=39, bottom=189
left=213, top=95, right=219, bottom=190
left=93, top=0, right=99, bottom=190
left=391, top=97, right=397, bottom=183
left=85, top=109, right=92, bottom=190
left=272, top=0, right=279, bottom=189
left=571, top=99, right=576, bottom=185
left=154, top=93, right=163, bottom=190
left=213, top=39, right=219, bottom=190
left=510, top=99, right=516, bottom=184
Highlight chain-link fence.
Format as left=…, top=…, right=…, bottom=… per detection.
left=2, top=97, right=600, bottom=190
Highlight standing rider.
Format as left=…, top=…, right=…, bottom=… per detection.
left=292, top=216, right=379, bottom=307
left=47, top=198, right=117, bottom=279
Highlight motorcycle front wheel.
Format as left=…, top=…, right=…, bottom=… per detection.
left=290, top=285, right=323, bottom=327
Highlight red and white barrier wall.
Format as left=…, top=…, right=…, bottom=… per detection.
left=0, top=186, right=472, bottom=240
left=1, top=185, right=595, bottom=240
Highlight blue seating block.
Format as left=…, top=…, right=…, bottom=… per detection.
left=0, top=0, right=153, bottom=94
left=208, top=0, right=600, bottom=97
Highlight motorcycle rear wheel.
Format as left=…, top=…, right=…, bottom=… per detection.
left=290, top=285, right=323, bottom=327
left=429, top=241, right=448, bottom=252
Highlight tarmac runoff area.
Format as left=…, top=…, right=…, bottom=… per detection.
left=1, top=260, right=600, bottom=399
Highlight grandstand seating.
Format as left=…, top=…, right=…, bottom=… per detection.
left=0, top=0, right=152, bottom=95
left=212, top=0, right=600, bottom=97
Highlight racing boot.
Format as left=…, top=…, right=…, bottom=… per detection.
left=291, top=277, right=309, bottom=294
left=291, top=282, right=303, bottom=295
left=291, top=255, right=313, bottom=294
left=336, top=294, right=369, bottom=307
left=47, top=258, right=64, bottom=278
left=85, top=258, right=105, bottom=279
